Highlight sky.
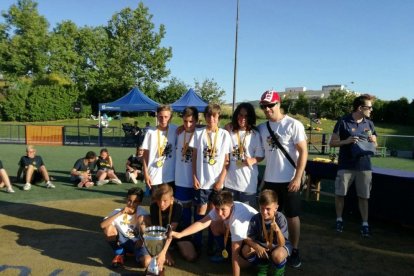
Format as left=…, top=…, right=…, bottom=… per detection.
left=1, top=0, right=413, bottom=103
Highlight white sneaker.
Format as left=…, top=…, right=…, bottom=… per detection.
left=23, top=183, right=31, bottom=191
left=46, top=181, right=56, bottom=189
left=131, top=175, right=138, bottom=184
left=7, top=187, right=15, bottom=193
left=96, top=179, right=109, bottom=186
left=111, top=178, right=122, bottom=185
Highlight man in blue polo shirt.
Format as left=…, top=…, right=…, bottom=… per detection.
left=329, top=94, right=377, bottom=237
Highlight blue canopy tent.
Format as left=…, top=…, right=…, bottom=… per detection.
left=170, top=88, right=208, bottom=112
left=98, top=87, right=160, bottom=145
left=99, top=87, right=160, bottom=113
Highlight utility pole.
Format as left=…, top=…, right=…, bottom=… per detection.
left=232, top=0, right=240, bottom=113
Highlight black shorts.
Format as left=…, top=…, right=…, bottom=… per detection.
left=261, top=182, right=301, bottom=218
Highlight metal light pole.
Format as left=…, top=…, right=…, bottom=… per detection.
left=232, top=0, right=240, bottom=112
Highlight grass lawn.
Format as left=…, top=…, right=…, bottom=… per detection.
left=1, top=144, right=412, bottom=206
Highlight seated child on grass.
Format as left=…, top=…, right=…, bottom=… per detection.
left=100, top=187, right=151, bottom=268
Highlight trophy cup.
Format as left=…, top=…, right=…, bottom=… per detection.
left=143, top=225, right=170, bottom=276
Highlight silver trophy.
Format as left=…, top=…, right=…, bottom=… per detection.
left=143, top=225, right=171, bottom=275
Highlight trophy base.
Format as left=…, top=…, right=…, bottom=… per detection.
left=144, top=268, right=165, bottom=276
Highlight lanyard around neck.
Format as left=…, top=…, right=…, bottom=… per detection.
left=182, top=131, right=194, bottom=158
left=261, top=215, right=274, bottom=250
left=159, top=203, right=173, bottom=226
left=236, top=130, right=248, bottom=157
left=157, top=127, right=169, bottom=158
left=206, top=128, right=218, bottom=158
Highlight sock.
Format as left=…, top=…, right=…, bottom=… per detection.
left=182, top=207, right=192, bottom=228
left=208, top=227, right=215, bottom=247
left=362, top=221, right=369, bottom=226
left=214, top=234, right=225, bottom=251
left=336, top=217, right=343, bottom=222
left=108, top=240, right=124, bottom=256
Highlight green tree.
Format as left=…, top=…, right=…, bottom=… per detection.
left=103, top=3, right=172, bottom=100
left=294, top=93, right=309, bottom=116
left=48, top=20, right=81, bottom=82
left=194, top=78, right=225, bottom=104
left=154, top=77, right=188, bottom=104
left=0, top=0, right=49, bottom=77
left=320, top=90, right=356, bottom=119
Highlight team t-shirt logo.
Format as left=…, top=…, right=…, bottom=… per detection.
left=266, top=133, right=279, bottom=151
left=162, top=143, right=173, bottom=159
left=203, top=146, right=217, bottom=162
left=181, top=147, right=192, bottom=163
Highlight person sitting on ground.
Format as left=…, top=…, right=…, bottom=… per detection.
left=70, top=151, right=97, bottom=188
left=148, top=184, right=197, bottom=272
left=17, top=145, right=55, bottom=191
left=0, top=160, right=15, bottom=193
left=172, top=190, right=257, bottom=276
left=132, top=121, right=141, bottom=136
left=241, top=189, right=292, bottom=276
left=100, top=187, right=151, bottom=269
left=96, top=148, right=122, bottom=185
left=126, top=147, right=145, bottom=184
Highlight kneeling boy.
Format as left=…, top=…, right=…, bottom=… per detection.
left=100, top=187, right=151, bottom=268
left=242, top=189, right=292, bottom=276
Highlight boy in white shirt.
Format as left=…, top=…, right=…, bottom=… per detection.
left=188, top=104, right=231, bottom=253
left=100, top=187, right=151, bottom=268
left=172, top=190, right=257, bottom=276
left=175, top=107, right=199, bottom=229
left=142, top=105, right=177, bottom=192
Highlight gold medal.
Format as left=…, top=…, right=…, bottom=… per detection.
left=156, top=160, right=164, bottom=167
left=209, top=158, right=216, bottom=165
left=222, top=249, right=229, bottom=258
left=236, top=159, right=243, bottom=168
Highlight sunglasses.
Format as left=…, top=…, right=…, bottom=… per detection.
left=260, top=103, right=278, bottom=109
left=361, top=105, right=373, bottom=110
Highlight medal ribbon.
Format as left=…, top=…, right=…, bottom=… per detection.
left=261, top=216, right=274, bottom=250
left=223, top=223, right=230, bottom=251
left=157, top=127, right=169, bottom=158
left=206, top=128, right=219, bottom=160
left=182, top=131, right=194, bottom=159
left=236, top=130, right=248, bottom=159
left=159, top=203, right=173, bottom=227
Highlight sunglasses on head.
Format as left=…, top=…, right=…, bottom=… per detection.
left=260, top=102, right=278, bottom=109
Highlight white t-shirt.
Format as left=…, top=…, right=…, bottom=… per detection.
left=106, top=206, right=149, bottom=243
left=189, top=127, right=231, bottom=190
left=224, top=130, right=264, bottom=193
left=175, top=130, right=195, bottom=188
left=257, top=116, right=307, bottom=183
left=208, top=201, right=258, bottom=242
left=142, top=124, right=177, bottom=185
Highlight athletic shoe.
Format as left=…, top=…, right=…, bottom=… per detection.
left=23, top=183, right=31, bottom=191
left=360, top=225, right=371, bottom=238
left=96, top=179, right=109, bottom=186
left=287, top=248, right=301, bottom=268
left=84, top=181, right=94, bottom=188
left=111, top=255, right=124, bottom=268
left=46, top=181, right=56, bottom=189
left=7, top=187, right=15, bottom=193
left=336, top=220, right=344, bottom=233
left=130, top=173, right=138, bottom=184
left=209, top=254, right=226, bottom=263
left=111, top=178, right=122, bottom=185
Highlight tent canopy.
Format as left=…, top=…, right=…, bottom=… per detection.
left=171, top=88, right=208, bottom=112
left=99, top=87, right=159, bottom=112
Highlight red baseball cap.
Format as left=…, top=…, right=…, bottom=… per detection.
left=260, top=90, right=281, bottom=104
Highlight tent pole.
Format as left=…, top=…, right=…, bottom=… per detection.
left=98, top=110, right=102, bottom=147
